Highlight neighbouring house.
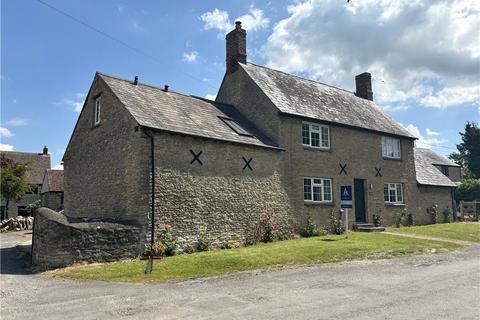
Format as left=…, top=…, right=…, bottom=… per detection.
left=40, top=169, right=64, bottom=212
left=35, top=22, right=460, bottom=265
left=0, top=147, right=51, bottom=220
left=413, top=148, right=460, bottom=222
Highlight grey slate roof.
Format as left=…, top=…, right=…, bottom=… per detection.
left=414, top=148, right=457, bottom=187
left=41, top=169, right=64, bottom=193
left=0, top=151, right=51, bottom=185
left=98, top=73, right=279, bottom=150
left=240, top=63, right=416, bottom=139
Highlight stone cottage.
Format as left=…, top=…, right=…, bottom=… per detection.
left=1, top=147, right=51, bottom=219
left=50, top=22, right=458, bottom=261
left=40, top=169, right=64, bottom=212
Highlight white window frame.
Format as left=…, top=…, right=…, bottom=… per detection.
left=94, top=96, right=101, bottom=125
left=384, top=183, right=404, bottom=204
left=304, top=177, right=333, bottom=203
left=302, top=122, right=330, bottom=149
left=381, top=136, right=401, bottom=159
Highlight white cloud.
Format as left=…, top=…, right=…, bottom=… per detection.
left=205, top=94, right=217, bottom=100
left=425, top=128, right=440, bottom=136
left=405, top=124, right=448, bottom=148
left=5, top=117, right=29, bottom=126
left=200, top=6, right=269, bottom=38
left=0, top=127, right=14, bottom=137
left=263, top=0, right=480, bottom=109
left=52, top=164, right=64, bottom=170
left=0, top=143, right=14, bottom=151
left=236, top=7, right=270, bottom=32
left=75, top=93, right=85, bottom=99
left=182, top=51, right=198, bottom=63
left=200, top=8, right=231, bottom=36
left=64, top=99, right=84, bottom=113
left=420, top=84, right=480, bottom=108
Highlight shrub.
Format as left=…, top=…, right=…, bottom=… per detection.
left=144, top=241, right=167, bottom=257
left=245, top=213, right=293, bottom=245
left=372, top=214, right=382, bottom=227
left=329, top=209, right=345, bottom=235
left=429, top=204, right=439, bottom=224
left=25, top=199, right=42, bottom=215
left=159, top=224, right=178, bottom=256
left=303, top=217, right=327, bottom=237
left=197, top=232, right=214, bottom=252
left=407, top=212, right=415, bottom=226
left=443, top=208, right=452, bottom=223
left=394, top=207, right=408, bottom=227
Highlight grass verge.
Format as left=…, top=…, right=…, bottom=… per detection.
left=54, top=232, right=461, bottom=283
left=388, top=222, right=480, bottom=243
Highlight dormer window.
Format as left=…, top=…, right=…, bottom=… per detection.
left=302, top=122, right=330, bottom=149
left=381, top=136, right=400, bottom=159
left=440, top=166, right=449, bottom=176
left=94, top=96, right=101, bottom=125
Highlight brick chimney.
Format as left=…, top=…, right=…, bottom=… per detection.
left=226, top=21, right=246, bottom=74
left=355, top=72, right=373, bottom=101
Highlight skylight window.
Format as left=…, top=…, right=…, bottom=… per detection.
left=219, top=117, right=253, bottom=137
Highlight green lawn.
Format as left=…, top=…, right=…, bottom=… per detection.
left=56, top=232, right=461, bottom=283
left=388, top=222, right=480, bottom=243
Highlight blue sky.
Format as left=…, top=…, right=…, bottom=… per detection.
left=1, top=0, right=479, bottom=168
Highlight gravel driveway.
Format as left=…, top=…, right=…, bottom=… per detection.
left=1, top=231, right=479, bottom=320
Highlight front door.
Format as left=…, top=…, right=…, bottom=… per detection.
left=354, top=179, right=366, bottom=223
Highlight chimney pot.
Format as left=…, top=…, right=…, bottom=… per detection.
left=226, top=21, right=247, bottom=74
left=164, top=85, right=169, bottom=92
left=134, top=76, right=138, bottom=85
left=43, top=145, right=48, bottom=155
left=355, top=72, right=373, bottom=101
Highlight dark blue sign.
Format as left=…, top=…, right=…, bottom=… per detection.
left=340, top=186, right=352, bottom=208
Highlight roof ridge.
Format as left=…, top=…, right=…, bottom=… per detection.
left=0, top=150, right=49, bottom=156
left=97, top=72, right=200, bottom=101
left=243, top=62, right=358, bottom=96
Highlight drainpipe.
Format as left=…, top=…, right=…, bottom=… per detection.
left=144, top=129, right=155, bottom=274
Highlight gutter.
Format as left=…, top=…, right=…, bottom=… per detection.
left=143, top=129, right=156, bottom=273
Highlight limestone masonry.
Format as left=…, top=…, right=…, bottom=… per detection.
left=33, top=22, right=461, bottom=265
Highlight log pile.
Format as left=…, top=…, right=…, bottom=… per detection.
left=0, top=216, right=34, bottom=232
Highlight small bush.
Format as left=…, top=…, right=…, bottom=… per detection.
left=197, top=232, right=214, bottom=252
left=429, top=204, right=439, bottom=224
left=372, top=214, right=382, bottom=227
left=407, top=213, right=415, bottom=226
left=303, top=217, right=327, bottom=237
left=443, top=208, right=452, bottom=223
left=394, top=207, right=408, bottom=227
left=144, top=241, right=167, bottom=257
left=159, top=224, right=178, bottom=256
left=329, top=210, right=345, bottom=235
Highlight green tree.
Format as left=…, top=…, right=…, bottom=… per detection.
left=449, top=122, right=480, bottom=179
left=1, top=162, right=31, bottom=219
left=454, top=179, right=480, bottom=202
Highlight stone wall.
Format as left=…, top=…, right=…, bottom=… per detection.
left=41, top=192, right=63, bottom=212
left=147, top=132, right=295, bottom=250
left=410, top=186, right=454, bottom=225
left=32, top=207, right=142, bottom=269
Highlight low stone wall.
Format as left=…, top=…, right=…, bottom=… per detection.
left=32, top=207, right=143, bottom=269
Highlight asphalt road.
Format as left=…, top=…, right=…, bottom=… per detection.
left=1, top=231, right=479, bottom=320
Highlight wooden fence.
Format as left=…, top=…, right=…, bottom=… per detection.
left=456, top=200, right=480, bottom=221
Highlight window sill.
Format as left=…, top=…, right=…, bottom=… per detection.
left=382, top=156, right=402, bottom=161
left=303, top=145, right=331, bottom=152
left=91, top=123, right=101, bottom=129
left=304, top=201, right=335, bottom=207
left=385, top=203, right=405, bottom=207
